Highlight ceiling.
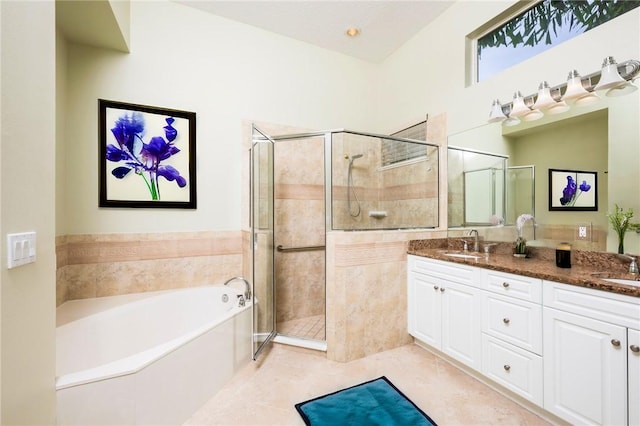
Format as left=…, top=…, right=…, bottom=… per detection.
left=175, top=1, right=455, bottom=63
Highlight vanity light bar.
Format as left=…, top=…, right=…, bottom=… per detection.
left=488, top=57, right=640, bottom=125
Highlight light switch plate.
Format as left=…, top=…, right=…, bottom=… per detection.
left=7, top=232, right=36, bottom=269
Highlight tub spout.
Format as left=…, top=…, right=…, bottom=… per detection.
left=224, top=276, right=251, bottom=301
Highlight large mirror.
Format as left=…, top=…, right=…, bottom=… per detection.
left=447, top=97, right=640, bottom=255
left=447, top=146, right=507, bottom=227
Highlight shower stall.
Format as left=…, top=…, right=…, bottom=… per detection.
left=250, top=125, right=439, bottom=357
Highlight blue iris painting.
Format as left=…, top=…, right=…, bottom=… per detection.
left=106, top=112, right=187, bottom=201
left=559, top=175, right=591, bottom=207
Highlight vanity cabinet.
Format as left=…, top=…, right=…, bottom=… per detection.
left=407, top=254, right=640, bottom=425
left=480, top=270, right=543, bottom=405
left=629, top=328, right=640, bottom=426
left=407, top=255, right=482, bottom=371
left=543, top=280, right=640, bottom=426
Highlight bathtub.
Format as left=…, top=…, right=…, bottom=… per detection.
left=56, top=286, right=252, bottom=426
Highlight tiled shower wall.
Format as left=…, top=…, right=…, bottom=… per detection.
left=56, top=231, right=244, bottom=306
left=332, top=134, right=439, bottom=230
left=274, top=136, right=326, bottom=324
left=325, top=113, right=449, bottom=362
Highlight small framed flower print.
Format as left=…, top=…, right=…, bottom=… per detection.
left=99, top=99, right=196, bottom=209
left=548, top=168, right=597, bottom=211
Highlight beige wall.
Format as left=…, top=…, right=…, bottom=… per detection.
left=1, top=2, right=57, bottom=424
left=61, top=0, right=378, bottom=236
left=378, top=2, right=640, bottom=254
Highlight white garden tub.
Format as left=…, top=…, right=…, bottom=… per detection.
left=56, top=286, right=252, bottom=425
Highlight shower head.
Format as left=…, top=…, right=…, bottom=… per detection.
left=344, top=153, right=364, bottom=161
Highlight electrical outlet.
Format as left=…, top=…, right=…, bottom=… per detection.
left=575, top=223, right=591, bottom=241
left=579, top=226, right=587, bottom=238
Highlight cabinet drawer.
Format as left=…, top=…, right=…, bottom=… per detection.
left=543, top=280, right=640, bottom=328
left=409, top=255, right=476, bottom=286
left=482, top=334, right=543, bottom=406
left=482, top=292, right=542, bottom=354
left=483, top=269, right=542, bottom=303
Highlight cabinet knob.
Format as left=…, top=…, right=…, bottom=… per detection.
left=440, top=287, right=445, bottom=293
left=503, top=365, right=511, bottom=371
left=502, top=318, right=510, bottom=324
left=611, top=339, right=621, bottom=347
left=502, top=282, right=510, bottom=288
left=631, top=345, right=640, bottom=353
left=433, top=285, right=439, bottom=291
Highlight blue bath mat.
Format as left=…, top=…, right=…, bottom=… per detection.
left=294, top=376, right=437, bottom=426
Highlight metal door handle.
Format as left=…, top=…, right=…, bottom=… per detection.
left=611, top=339, right=621, bottom=347
left=630, top=345, right=640, bottom=353
left=433, top=285, right=439, bottom=291
left=502, top=282, right=510, bottom=288
left=440, top=287, right=445, bottom=292
left=503, top=365, right=511, bottom=371
left=503, top=318, right=510, bottom=324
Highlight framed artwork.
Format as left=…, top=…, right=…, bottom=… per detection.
left=548, top=168, right=597, bottom=211
left=99, top=99, right=196, bottom=208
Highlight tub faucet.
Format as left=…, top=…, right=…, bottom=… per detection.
left=223, top=276, right=252, bottom=301
left=468, top=229, right=479, bottom=252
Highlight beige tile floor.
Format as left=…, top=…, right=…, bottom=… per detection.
left=184, top=343, right=550, bottom=426
left=277, top=315, right=325, bottom=340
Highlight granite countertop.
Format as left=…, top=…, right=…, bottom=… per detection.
left=408, top=239, right=640, bottom=298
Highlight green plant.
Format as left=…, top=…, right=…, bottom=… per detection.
left=606, top=204, right=634, bottom=254
left=515, top=237, right=527, bottom=255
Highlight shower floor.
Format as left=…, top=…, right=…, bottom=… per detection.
left=277, top=314, right=325, bottom=340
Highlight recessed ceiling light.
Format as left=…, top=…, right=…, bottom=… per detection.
left=345, top=27, right=361, bottom=37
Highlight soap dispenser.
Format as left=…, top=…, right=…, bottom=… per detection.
left=556, top=242, right=571, bottom=268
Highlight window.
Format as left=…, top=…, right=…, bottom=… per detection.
left=385, top=119, right=428, bottom=167
left=477, top=0, right=640, bottom=82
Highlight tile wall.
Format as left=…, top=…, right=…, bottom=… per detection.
left=56, top=231, right=244, bottom=306
left=274, top=136, right=326, bottom=325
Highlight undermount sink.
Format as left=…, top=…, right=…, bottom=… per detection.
left=602, top=278, right=640, bottom=287
left=441, top=252, right=482, bottom=260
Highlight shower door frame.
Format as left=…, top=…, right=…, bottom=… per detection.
left=269, top=131, right=332, bottom=349
left=250, top=125, right=277, bottom=360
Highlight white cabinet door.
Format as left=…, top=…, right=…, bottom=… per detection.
left=630, top=328, right=640, bottom=426
left=408, top=271, right=441, bottom=348
left=441, top=280, right=482, bottom=371
left=544, top=307, right=627, bottom=426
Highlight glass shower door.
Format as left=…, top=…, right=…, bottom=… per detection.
left=251, top=125, right=276, bottom=360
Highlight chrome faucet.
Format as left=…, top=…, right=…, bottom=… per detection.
left=629, top=256, right=639, bottom=275
left=223, top=276, right=252, bottom=301
left=468, top=229, right=479, bottom=252
left=619, top=254, right=639, bottom=275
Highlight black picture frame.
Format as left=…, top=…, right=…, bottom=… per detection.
left=99, top=99, right=196, bottom=209
left=548, top=168, right=597, bottom=211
